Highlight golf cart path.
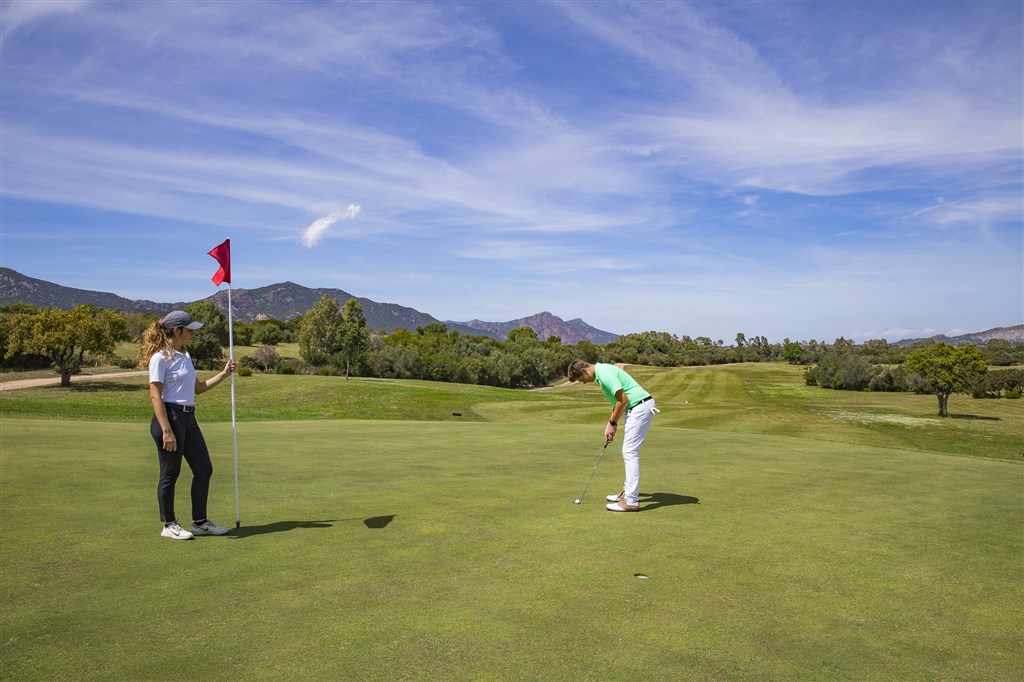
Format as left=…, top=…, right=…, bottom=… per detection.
left=0, top=370, right=148, bottom=391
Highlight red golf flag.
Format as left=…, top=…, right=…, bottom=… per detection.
left=208, top=239, right=231, bottom=285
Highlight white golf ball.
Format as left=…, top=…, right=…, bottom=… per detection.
left=573, top=499, right=581, bottom=504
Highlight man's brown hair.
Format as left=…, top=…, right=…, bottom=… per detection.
left=567, top=359, right=591, bottom=382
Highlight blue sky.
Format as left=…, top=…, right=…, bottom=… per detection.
left=1, top=0, right=1021, bottom=343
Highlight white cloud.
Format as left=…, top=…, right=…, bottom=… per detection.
left=0, top=0, right=90, bottom=43
left=1, top=1, right=1019, bottom=342
left=301, top=205, right=362, bottom=248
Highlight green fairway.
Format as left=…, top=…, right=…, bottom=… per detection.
left=1, top=364, right=1022, bottom=680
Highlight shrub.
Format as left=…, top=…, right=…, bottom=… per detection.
left=806, top=353, right=883, bottom=391
left=252, top=345, right=281, bottom=373
left=113, top=355, right=137, bottom=369
left=971, top=368, right=1024, bottom=398
left=868, top=365, right=908, bottom=392
left=238, top=367, right=253, bottom=377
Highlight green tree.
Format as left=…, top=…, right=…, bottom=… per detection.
left=906, top=343, right=988, bottom=416
left=4, top=305, right=129, bottom=386
left=385, top=328, right=419, bottom=347
left=251, top=320, right=286, bottom=346
left=981, top=338, right=1023, bottom=366
left=782, top=341, right=805, bottom=365
left=232, top=322, right=254, bottom=347
left=506, top=326, right=539, bottom=344
left=0, top=303, right=49, bottom=369
left=417, top=322, right=449, bottom=336
left=183, top=301, right=227, bottom=369
left=299, top=294, right=341, bottom=366
left=333, top=298, right=370, bottom=378
left=572, top=339, right=602, bottom=364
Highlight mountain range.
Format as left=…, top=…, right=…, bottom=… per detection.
left=2, top=267, right=1020, bottom=345
left=890, top=325, right=1024, bottom=346
left=0, top=268, right=620, bottom=344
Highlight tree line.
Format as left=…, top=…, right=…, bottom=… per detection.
left=2, top=299, right=1021, bottom=413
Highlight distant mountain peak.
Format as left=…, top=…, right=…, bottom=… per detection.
left=453, top=311, right=618, bottom=345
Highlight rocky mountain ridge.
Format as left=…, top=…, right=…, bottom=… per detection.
left=456, top=312, right=618, bottom=345
left=3, top=267, right=1019, bottom=345
left=891, top=325, right=1024, bottom=346
left=0, top=268, right=618, bottom=344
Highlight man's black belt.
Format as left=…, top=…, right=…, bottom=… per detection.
left=165, top=403, right=195, bottom=413
left=630, top=396, right=654, bottom=409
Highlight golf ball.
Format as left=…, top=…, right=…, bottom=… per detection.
left=573, top=499, right=581, bottom=504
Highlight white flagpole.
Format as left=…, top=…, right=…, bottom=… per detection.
left=228, top=282, right=240, bottom=528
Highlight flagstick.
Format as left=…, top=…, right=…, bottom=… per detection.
left=228, top=283, right=240, bottom=528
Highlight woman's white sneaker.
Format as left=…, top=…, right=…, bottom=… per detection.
left=191, top=520, right=229, bottom=536
left=161, top=521, right=194, bottom=540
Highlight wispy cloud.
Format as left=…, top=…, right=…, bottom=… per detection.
left=0, top=1, right=1019, bottom=341
left=301, top=205, right=362, bottom=248
left=0, top=0, right=89, bottom=43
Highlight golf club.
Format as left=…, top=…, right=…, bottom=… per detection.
left=574, top=440, right=610, bottom=504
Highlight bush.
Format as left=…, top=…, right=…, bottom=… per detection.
left=868, top=366, right=908, bottom=392
left=806, top=353, right=882, bottom=391
left=971, top=368, right=1024, bottom=398
left=278, top=364, right=296, bottom=375
left=238, top=367, right=253, bottom=377
left=113, top=355, right=137, bottom=370
left=252, top=345, right=281, bottom=373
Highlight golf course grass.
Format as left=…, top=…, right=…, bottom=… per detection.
left=1, top=364, right=1021, bottom=680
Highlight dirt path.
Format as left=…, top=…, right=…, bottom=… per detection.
left=0, top=370, right=148, bottom=391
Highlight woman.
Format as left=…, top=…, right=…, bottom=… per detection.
left=139, top=310, right=235, bottom=539
left=567, top=360, right=658, bottom=511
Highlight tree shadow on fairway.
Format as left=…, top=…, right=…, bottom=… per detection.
left=227, top=520, right=339, bottom=538
left=638, top=492, right=699, bottom=512
left=949, top=413, right=1000, bottom=421
left=65, top=382, right=146, bottom=394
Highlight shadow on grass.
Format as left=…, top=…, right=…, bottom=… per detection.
left=638, top=492, right=699, bottom=512
left=227, top=519, right=339, bottom=538
left=57, top=382, right=145, bottom=393
left=949, top=414, right=1001, bottom=421
left=364, top=515, right=395, bottom=528
left=227, top=515, right=398, bottom=538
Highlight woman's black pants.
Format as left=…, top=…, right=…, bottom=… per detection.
left=151, top=405, right=213, bottom=523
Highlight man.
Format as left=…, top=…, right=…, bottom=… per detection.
left=567, top=360, right=658, bottom=512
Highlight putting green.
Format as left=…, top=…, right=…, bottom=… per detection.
left=2, top=416, right=1021, bottom=680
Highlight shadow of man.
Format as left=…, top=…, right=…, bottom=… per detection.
left=638, top=492, right=699, bottom=512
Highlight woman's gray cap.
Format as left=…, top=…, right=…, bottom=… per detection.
left=161, top=310, right=203, bottom=330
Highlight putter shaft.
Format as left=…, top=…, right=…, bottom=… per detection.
left=577, top=441, right=610, bottom=503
